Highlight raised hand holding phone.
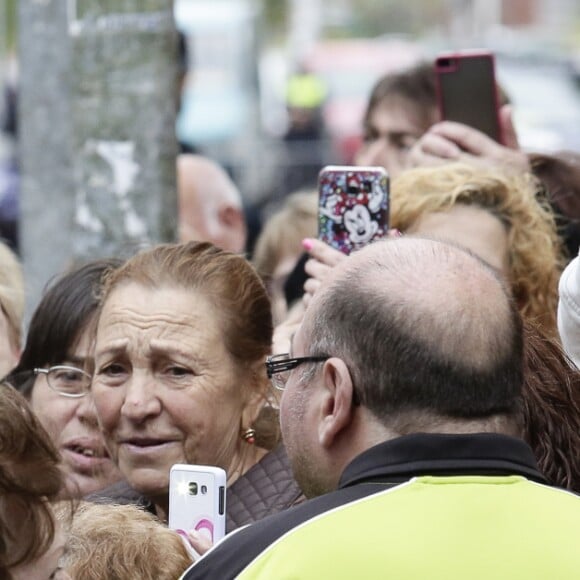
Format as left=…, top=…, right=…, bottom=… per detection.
left=408, top=51, right=529, bottom=173
left=408, top=109, right=529, bottom=173
left=302, top=229, right=402, bottom=307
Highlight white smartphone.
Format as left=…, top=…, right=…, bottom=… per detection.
left=168, top=464, right=227, bottom=544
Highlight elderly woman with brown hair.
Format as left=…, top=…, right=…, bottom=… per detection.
left=0, top=385, right=71, bottom=580
left=91, top=242, right=302, bottom=530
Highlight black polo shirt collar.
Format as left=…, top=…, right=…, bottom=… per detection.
left=340, top=433, right=546, bottom=489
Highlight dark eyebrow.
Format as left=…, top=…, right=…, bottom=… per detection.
left=95, top=342, right=127, bottom=360
left=387, top=130, right=420, bottom=141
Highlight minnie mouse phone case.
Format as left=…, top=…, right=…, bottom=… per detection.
left=318, top=165, right=389, bottom=255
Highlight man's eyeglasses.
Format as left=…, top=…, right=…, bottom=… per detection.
left=266, top=353, right=329, bottom=391
left=34, top=365, right=92, bottom=398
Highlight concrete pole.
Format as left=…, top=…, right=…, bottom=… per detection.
left=19, top=0, right=179, bottom=314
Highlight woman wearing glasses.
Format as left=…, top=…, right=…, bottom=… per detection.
left=92, top=242, right=303, bottom=530
left=4, top=259, right=123, bottom=498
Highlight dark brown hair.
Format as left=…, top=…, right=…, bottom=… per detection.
left=0, top=385, right=63, bottom=574
left=5, top=258, right=123, bottom=397
left=363, top=61, right=438, bottom=137
left=530, top=151, right=580, bottom=221
left=522, top=322, right=580, bottom=492
left=363, top=60, right=511, bottom=138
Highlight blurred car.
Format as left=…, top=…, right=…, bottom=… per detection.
left=301, top=38, right=423, bottom=162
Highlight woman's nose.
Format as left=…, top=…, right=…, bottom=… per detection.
left=76, top=393, right=100, bottom=427
left=120, top=372, right=162, bottom=423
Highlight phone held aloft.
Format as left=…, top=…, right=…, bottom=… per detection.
left=434, top=50, right=503, bottom=144
left=168, top=464, right=226, bottom=546
left=318, top=165, right=389, bottom=255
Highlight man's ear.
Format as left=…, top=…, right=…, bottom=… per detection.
left=318, top=358, right=356, bottom=449
left=219, top=205, right=244, bottom=230
left=218, top=205, right=247, bottom=252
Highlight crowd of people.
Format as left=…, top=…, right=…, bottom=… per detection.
left=0, top=56, right=579, bottom=579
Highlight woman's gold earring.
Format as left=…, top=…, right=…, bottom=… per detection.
left=242, top=428, right=256, bottom=445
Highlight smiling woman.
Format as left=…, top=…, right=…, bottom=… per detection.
left=4, top=259, right=124, bottom=498
left=91, top=242, right=303, bottom=529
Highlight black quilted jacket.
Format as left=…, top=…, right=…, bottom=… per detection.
left=87, top=444, right=305, bottom=533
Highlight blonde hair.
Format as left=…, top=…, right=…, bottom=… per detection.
left=253, top=191, right=318, bottom=279
left=391, top=163, right=563, bottom=334
left=0, top=241, right=24, bottom=351
left=60, top=503, right=192, bottom=580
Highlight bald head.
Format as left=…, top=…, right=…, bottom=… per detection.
left=304, top=237, right=523, bottom=425
left=177, top=154, right=247, bottom=253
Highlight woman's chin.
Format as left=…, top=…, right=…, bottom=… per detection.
left=124, top=468, right=170, bottom=502
left=64, top=468, right=123, bottom=498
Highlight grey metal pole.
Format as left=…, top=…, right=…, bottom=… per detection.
left=19, top=0, right=179, bottom=315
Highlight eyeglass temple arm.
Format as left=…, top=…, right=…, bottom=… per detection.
left=266, top=360, right=297, bottom=378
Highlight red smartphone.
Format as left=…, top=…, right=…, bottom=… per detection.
left=435, top=50, right=503, bottom=144
left=318, top=165, right=389, bottom=255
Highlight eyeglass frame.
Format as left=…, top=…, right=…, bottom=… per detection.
left=33, top=365, right=92, bottom=398
left=266, top=353, right=362, bottom=405
left=266, top=354, right=329, bottom=391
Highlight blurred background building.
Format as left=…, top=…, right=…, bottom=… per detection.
left=170, top=0, right=580, bottom=208
left=1, top=0, right=580, bottom=305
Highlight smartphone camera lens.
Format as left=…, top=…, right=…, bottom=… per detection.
left=201, top=485, right=208, bottom=495
left=437, top=57, right=456, bottom=72
left=188, top=482, right=198, bottom=496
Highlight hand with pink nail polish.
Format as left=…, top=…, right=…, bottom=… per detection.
left=302, top=238, right=346, bottom=306
left=302, top=235, right=401, bottom=305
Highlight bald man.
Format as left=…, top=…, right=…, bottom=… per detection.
left=177, top=154, right=247, bottom=253
left=184, top=237, right=580, bottom=579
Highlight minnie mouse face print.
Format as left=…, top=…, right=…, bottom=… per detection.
left=318, top=166, right=389, bottom=255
